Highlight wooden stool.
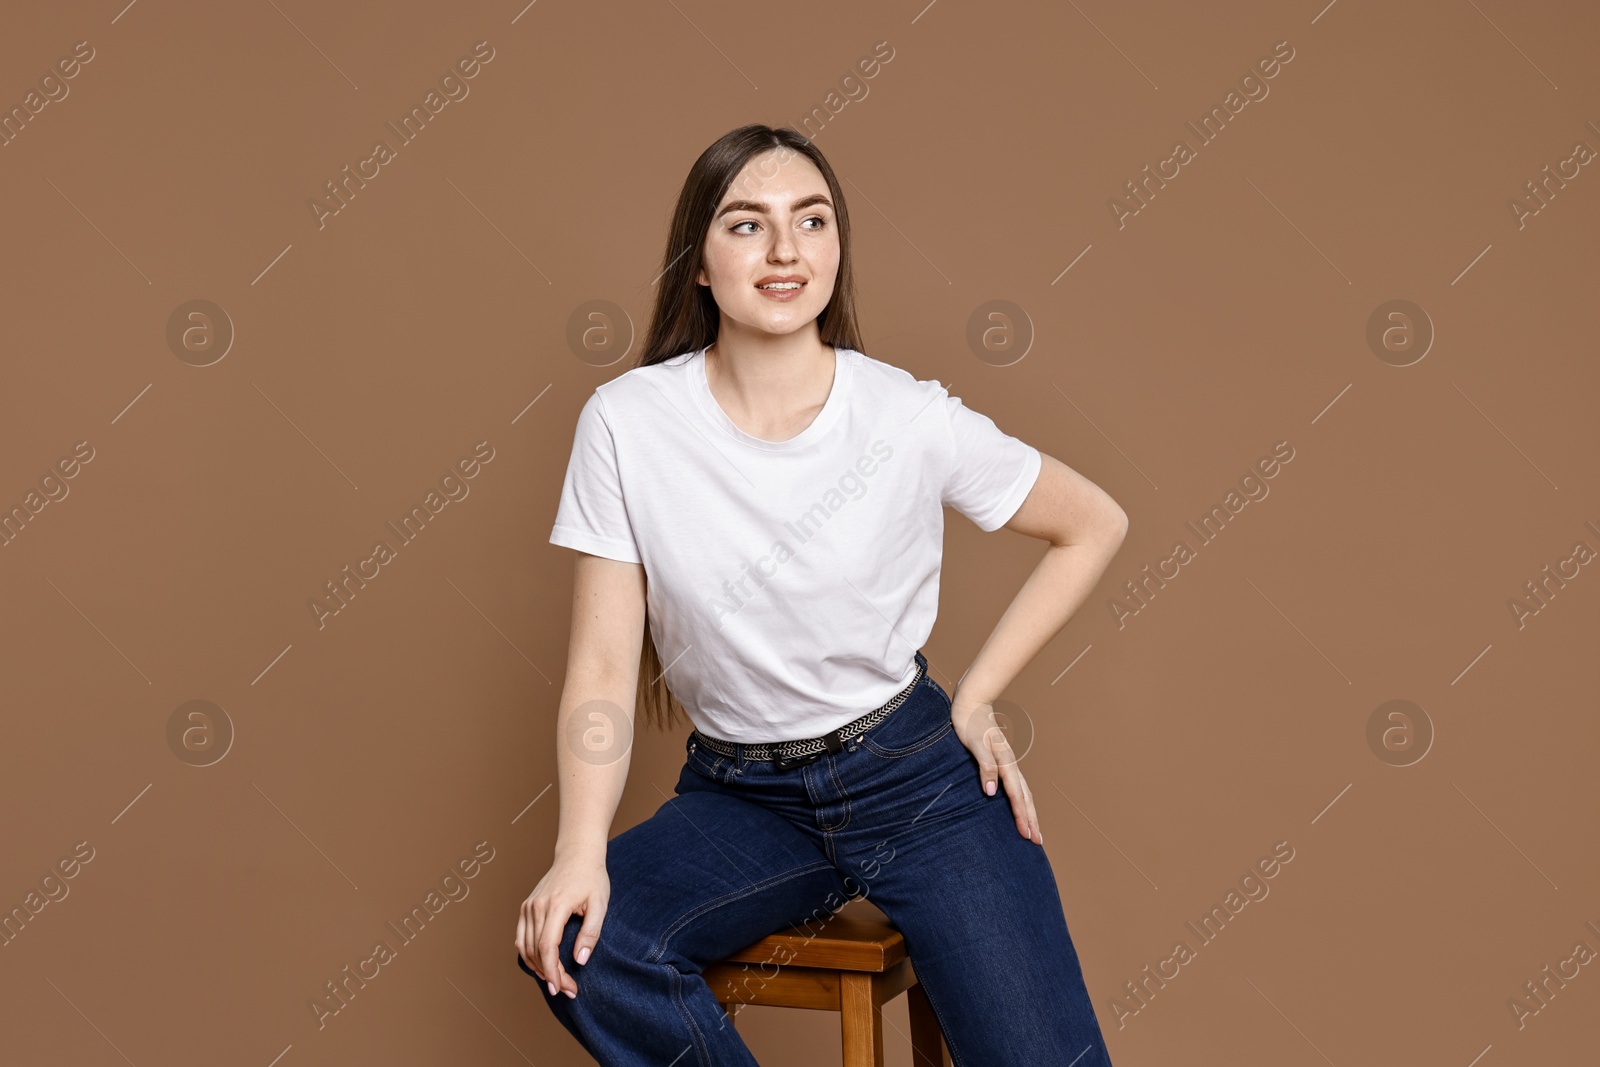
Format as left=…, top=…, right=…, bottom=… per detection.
left=701, top=901, right=950, bottom=1066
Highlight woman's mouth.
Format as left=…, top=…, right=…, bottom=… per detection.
left=755, top=281, right=805, bottom=301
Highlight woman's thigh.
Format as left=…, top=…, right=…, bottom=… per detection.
left=829, top=683, right=1116, bottom=1065
left=864, top=783, right=1113, bottom=1065
left=528, top=760, right=852, bottom=981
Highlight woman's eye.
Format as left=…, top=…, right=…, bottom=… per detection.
left=730, top=217, right=828, bottom=235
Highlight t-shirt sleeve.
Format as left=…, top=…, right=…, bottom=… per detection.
left=549, top=390, right=643, bottom=564
left=939, top=387, right=1043, bottom=532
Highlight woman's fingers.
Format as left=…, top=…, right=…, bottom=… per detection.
left=518, top=900, right=581, bottom=996
left=1017, top=770, right=1042, bottom=843
left=984, top=724, right=1013, bottom=804
left=952, top=695, right=1042, bottom=843
left=537, top=907, right=570, bottom=997
left=975, top=744, right=998, bottom=796
left=1013, top=770, right=1042, bottom=843
left=516, top=909, right=533, bottom=975
left=951, top=696, right=998, bottom=796
left=518, top=901, right=545, bottom=980
left=572, top=902, right=606, bottom=972
left=990, top=731, right=1043, bottom=844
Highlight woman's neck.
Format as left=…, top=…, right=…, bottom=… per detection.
left=705, top=335, right=836, bottom=441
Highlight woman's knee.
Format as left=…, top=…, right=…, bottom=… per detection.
left=518, top=913, right=582, bottom=996
left=525, top=911, right=644, bottom=1030
left=520, top=910, right=637, bottom=992
left=547, top=904, right=664, bottom=995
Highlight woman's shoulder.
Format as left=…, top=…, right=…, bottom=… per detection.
left=849, top=348, right=954, bottom=414
left=588, top=348, right=699, bottom=407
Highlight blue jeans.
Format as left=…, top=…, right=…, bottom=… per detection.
left=520, top=652, right=1115, bottom=1066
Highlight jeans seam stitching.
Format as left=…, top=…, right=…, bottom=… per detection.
left=862, top=720, right=952, bottom=759
left=645, top=859, right=838, bottom=965
left=914, top=972, right=969, bottom=1067
left=667, top=963, right=715, bottom=1066
left=823, top=756, right=852, bottom=832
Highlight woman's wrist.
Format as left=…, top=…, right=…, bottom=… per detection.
left=553, top=834, right=607, bottom=865
left=947, top=686, right=995, bottom=728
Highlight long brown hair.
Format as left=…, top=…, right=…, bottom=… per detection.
left=630, top=123, right=868, bottom=732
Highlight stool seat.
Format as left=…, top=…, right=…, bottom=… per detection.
left=702, top=901, right=950, bottom=1066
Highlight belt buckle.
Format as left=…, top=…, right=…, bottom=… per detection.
left=772, top=749, right=819, bottom=771
left=771, top=729, right=845, bottom=771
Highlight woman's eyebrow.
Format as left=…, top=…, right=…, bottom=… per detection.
left=715, top=194, right=833, bottom=219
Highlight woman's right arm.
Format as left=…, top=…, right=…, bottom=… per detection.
left=515, top=551, right=647, bottom=999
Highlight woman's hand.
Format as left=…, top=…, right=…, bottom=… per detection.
left=516, top=846, right=610, bottom=999
left=949, top=689, right=1043, bottom=845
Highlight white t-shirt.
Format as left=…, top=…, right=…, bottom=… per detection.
left=549, top=343, right=1042, bottom=743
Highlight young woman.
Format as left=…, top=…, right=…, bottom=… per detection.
left=515, top=124, right=1128, bottom=1066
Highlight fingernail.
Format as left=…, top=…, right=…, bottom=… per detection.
left=577, top=945, right=591, bottom=965
left=564, top=988, right=576, bottom=999
left=547, top=981, right=557, bottom=996
left=985, top=780, right=996, bottom=796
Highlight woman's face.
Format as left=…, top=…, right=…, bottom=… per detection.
left=697, top=149, right=840, bottom=341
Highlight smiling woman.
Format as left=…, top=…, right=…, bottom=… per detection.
left=519, top=123, right=1128, bottom=1066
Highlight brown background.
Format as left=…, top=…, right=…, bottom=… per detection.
left=2, top=1, right=1596, bottom=1064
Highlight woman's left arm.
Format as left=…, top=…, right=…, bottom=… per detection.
left=949, top=450, right=1129, bottom=844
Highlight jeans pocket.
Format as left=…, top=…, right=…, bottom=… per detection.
left=860, top=682, right=952, bottom=759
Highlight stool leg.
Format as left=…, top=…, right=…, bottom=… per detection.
left=907, top=981, right=949, bottom=1067
left=839, top=973, right=884, bottom=1067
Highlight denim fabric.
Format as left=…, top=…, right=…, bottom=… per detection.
left=520, top=651, right=1115, bottom=1066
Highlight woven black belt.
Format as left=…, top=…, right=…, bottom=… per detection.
left=691, top=652, right=929, bottom=771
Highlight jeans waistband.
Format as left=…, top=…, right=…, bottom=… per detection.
left=691, top=650, right=929, bottom=771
